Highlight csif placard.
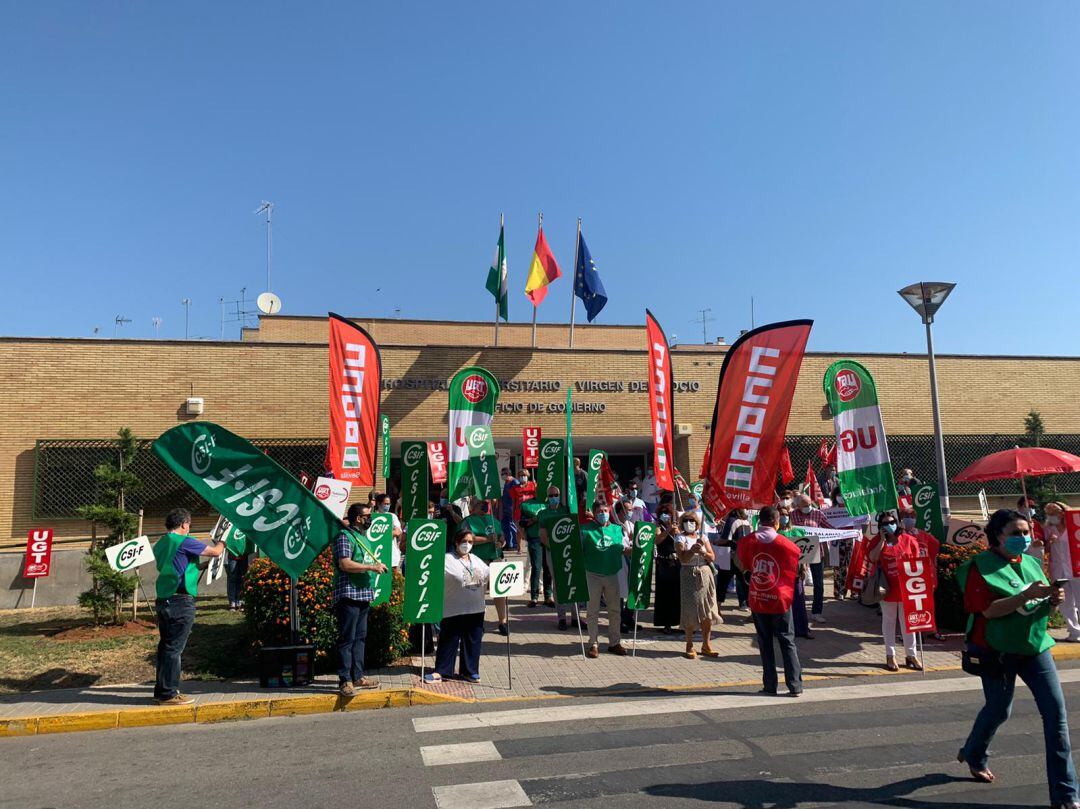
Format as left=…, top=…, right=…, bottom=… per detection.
left=403, top=519, right=445, bottom=623
left=401, top=441, right=429, bottom=521
left=627, top=521, right=657, bottom=610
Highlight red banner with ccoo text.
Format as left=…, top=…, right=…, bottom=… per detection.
left=328, top=313, right=381, bottom=485
left=645, top=310, right=676, bottom=492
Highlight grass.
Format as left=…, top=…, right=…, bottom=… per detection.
left=0, top=597, right=256, bottom=694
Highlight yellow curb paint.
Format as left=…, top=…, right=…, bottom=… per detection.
left=118, top=706, right=196, bottom=728
left=0, top=717, right=39, bottom=737
left=342, top=690, right=394, bottom=711
left=196, top=700, right=271, bottom=724
left=409, top=689, right=475, bottom=705
left=38, top=711, right=118, bottom=734
left=1053, top=643, right=1080, bottom=661
left=268, top=695, right=337, bottom=717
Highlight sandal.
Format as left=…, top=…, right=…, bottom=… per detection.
left=699, top=648, right=720, bottom=658
left=683, top=648, right=697, bottom=660
left=905, top=656, right=924, bottom=671
left=422, top=673, right=442, bottom=683
left=957, top=749, right=994, bottom=783
left=885, top=656, right=899, bottom=672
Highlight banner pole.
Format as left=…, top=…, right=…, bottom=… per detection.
left=506, top=603, right=512, bottom=690
left=421, top=624, right=425, bottom=684
left=569, top=217, right=580, bottom=348
left=573, top=602, right=586, bottom=659
left=30, top=578, right=37, bottom=610
left=289, top=576, right=299, bottom=646
left=919, top=631, right=926, bottom=676
left=495, top=213, right=503, bottom=348
left=135, top=570, right=154, bottom=615
left=632, top=608, right=639, bottom=657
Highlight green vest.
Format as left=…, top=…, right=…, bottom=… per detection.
left=958, top=550, right=1054, bottom=656
left=520, top=500, right=546, bottom=540
left=340, top=530, right=375, bottom=591
left=462, top=514, right=502, bottom=562
left=153, top=532, right=201, bottom=599
left=580, top=522, right=625, bottom=576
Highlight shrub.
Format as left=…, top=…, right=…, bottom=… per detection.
left=935, top=541, right=985, bottom=632
left=243, top=550, right=411, bottom=671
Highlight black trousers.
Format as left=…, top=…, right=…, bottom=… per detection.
left=752, top=608, right=803, bottom=694
left=435, top=612, right=484, bottom=679
left=155, top=595, right=196, bottom=700
left=335, top=598, right=371, bottom=683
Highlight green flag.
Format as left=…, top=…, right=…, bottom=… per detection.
left=153, top=422, right=345, bottom=580
left=366, top=513, right=395, bottom=605
left=381, top=415, right=391, bottom=480
left=565, top=388, right=578, bottom=516
left=485, top=222, right=508, bottom=321
left=466, top=425, right=500, bottom=500
left=447, top=367, right=501, bottom=500
left=913, top=482, right=945, bottom=542
left=536, top=438, right=565, bottom=499
left=823, top=360, right=899, bottom=516
left=403, top=518, right=445, bottom=623
left=401, top=441, right=429, bottom=522
left=541, top=510, right=589, bottom=604
left=585, top=449, right=604, bottom=508
left=627, top=521, right=657, bottom=610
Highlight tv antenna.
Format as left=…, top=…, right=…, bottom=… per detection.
left=255, top=200, right=274, bottom=293
left=222, top=286, right=260, bottom=337
left=181, top=298, right=192, bottom=339
left=257, top=292, right=282, bottom=315
left=693, top=308, right=715, bottom=344
left=152, top=317, right=162, bottom=338
left=114, top=315, right=131, bottom=338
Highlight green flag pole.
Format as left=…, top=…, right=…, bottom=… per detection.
left=495, top=213, right=503, bottom=347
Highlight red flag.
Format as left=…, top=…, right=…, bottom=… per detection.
left=804, top=460, right=824, bottom=504
left=328, top=313, right=382, bottom=485
left=600, top=455, right=619, bottom=505
left=427, top=440, right=448, bottom=485
left=779, top=445, right=795, bottom=484
left=897, top=555, right=937, bottom=633
left=703, top=320, right=813, bottom=512
left=645, top=310, right=676, bottom=492
left=522, top=427, right=541, bottom=469
left=846, top=536, right=869, bottom=595
left=816, top=437, right=837, bottom=468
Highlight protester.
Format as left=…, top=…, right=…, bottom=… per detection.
left=957, top=509, right=1078, bottom=806
left=790, top=493, right=834, bottom=624
left=830, top=486, right=853, bottom=600
left=713, top=508, right=750, bottom=610
left=151, top=508, right=228, bottom=705
left=573, top=456, right=587, bottom=503
left=332, top=503, right=387, bottom=696
left=675, top=509, right=720, bottom=658
left=426, top=528, right=490, bottom=683
left=374, top=491, right=405, bottom=568
left=652, top=502, right=681, bottom=633
left=896, top=469, right=919, bottom=499
left=536, top=487, right=584, bottom=630
left=867, top=511, right=921, bottom=671
left=736, top=505, right=803, bottom=697
left=224, top=529, right=255, bottom=611
left=625, top=481, right=647, bottom=522
left=1044, top=501, right=1080, bottom=642
left=901, top=507, right=944, bottom=640
left=640, top=466, right=660, bottom=513
left=580, top=498, right=631, bottom=657
left=461, top=498, right=507, bottom=635
left=1017, top=496, right=1046, bottom=561
left=519, top=487, right=555, bottom=608
left=779, top=504, right=814, bottom=640
left=613, top=497, right=638, bottom=633
left=499, top=467, right=521, bottom=552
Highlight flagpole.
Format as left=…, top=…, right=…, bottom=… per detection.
left=495, top=213, right=503, bottom=348
left=532, top=212, right=542, bottom=348
left=569, top=217, right=580, bottom=348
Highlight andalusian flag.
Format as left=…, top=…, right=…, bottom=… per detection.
left=485, top=220, right=508, bottom=321
left=524, top=222, right=562, bottom=306
left=447, top=367, right=501, bottom=500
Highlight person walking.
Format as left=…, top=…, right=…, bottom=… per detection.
left=580, top=499, right=631, bottom=658
left=736, top=506, right=803, bottom=697
left=1044, top=502, right=1080, bottom=642
left=151, top=508, right=228, bottom=705
left=676, top=509, right=721, bottom=659
left=426, top=528, right=490, bottom=683
left=652, top=503, right=681, bottom=634
left=333, top=503, right=387, bottom=696
left=956, top=508, right=1079, bottom=807
left=867, top=511, right=921, bottom=671
left=790, top=494, right=834, bottom=624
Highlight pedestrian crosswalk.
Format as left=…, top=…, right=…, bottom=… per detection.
left=419, top=670, right=1080, bottom=808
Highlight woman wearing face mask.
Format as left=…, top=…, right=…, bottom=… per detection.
left=675, top=510, right=720, bottom=658
left=867, top=511, right=921, bottom=671
left=652, top=503, right=681, bottom=634
left=426, top=529, right=490, bottom=684
left=1017, top=497, right=1047, bottom=562
left=714, top=509, right=750, bottom=611
left=1044, top=502, right=1080, bottom=643
left=956, top=510, right=1077, bottom=806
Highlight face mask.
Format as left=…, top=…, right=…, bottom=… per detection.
left=881, top=522, right=897, bottom=534
left=781, top=499, right=792, bottom=508
left=629, top=489, right=638, bottom=497
left=684, top=521, right=697, bottom=532
left=902, top=517, right=916, bottom=531
left=596, top=512, right=610, bottom=525
left=457, top=542, right=473, bottom=555
left=548, top=497, right=560, bottom=507
left=836, top=495, right=845, bottom=505
left=779, top=515, right=790, bottom=527
left=439, top=498, right=448, bottom=507
left=379, top=503, right=391, bottom=512
left=660, top=514, right=671, bottom=524
left=687, top=501, right=697, bottom=510
left=799, top=506, right=812, bottom=515
left=1003, top=534, right=1031, bottom=556
left=1047, top=516, right=1060, bottom=527
left=1019, top=508, right=1033, bottom=518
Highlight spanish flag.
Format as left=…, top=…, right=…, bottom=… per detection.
left=524, top=223, right=562, bottom=306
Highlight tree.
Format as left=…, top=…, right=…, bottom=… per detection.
left=1021, top=410, right=1055, bottom=505
left=76, top=428, right=140, bottom=625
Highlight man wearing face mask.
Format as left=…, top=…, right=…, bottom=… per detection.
left=580, top=498, right=632, bottom=657
left=333, top=504, right=387, bottom=696
left=373, top=492, right=405, bottom=569
left=790, top=494, right=836, bottom=624
left=499, top=468, right=521, bottom=552
left=519, top=486, right=557, bottom=608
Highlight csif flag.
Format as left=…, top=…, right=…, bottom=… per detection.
left=574, top=230, right=607, bottom=321
left=327, top=313, right=381, bottom=485
left=645, top=310, right=676, bottom=491
left=485, top=220, right=509, bottom=321
left=822, top=360, right=898, bottom=516
left=702, top=320, right=812, bottom=515
left=447, top=367, right=500, bottom=500
left=524, top=222, right=561, bottom=306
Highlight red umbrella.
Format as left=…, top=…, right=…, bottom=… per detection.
left=953, top=446, right=1080, bottom=483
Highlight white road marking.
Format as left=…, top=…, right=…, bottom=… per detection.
left=422, top=740, right=502, bottom=766
left=432, top=779, right=531, bottom=809
left=413, top=668, right=1080, bottom=733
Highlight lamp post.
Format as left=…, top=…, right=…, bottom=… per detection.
left=898, top=281, right=956, bottom=521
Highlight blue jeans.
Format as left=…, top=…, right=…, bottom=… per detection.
left=154, top=595, right=196, bottom=700
left=809, top=560, right=824, bottom=616
left=225, top=555, right=248, bottom=604
left=502, top=517, right=519, bottom=551
left=334, top=598, right=371, bottom=683
left=527, top=540, right=551, bottom=600
left=751, top=608, right=802, bottom=694
left=962, top=649, right=1078, bottom=804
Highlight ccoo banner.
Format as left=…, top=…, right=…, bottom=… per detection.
left=522, top=427, right=541, bottom=469
left=536, top=438, right=565, bottom=498
left=541, top=511, right=589, bottom=605
left=465, top=425, right=500, bottom=500
left=401, top=441, right=429, bottom=521
left=645, top=310, right=676, bottom=491
left=627, top=521, right=657, bottom=610
left=327, top=312, right=381, bottom=485
left=404, top=519, right=445, bottom=623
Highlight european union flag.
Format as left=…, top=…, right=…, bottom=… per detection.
left=574, top=231, right=608, bottom=322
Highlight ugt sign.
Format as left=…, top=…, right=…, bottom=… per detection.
left=896, top=557, right=936, bottom=633
left=23, top=529, right=53, bottom=578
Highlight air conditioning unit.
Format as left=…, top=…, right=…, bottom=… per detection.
left=676, top=423, right=693, bottom=437
left=185, top=397, right=205, bottom=415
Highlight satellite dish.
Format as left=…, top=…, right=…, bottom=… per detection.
left=257, top=292, right=282, bottom=315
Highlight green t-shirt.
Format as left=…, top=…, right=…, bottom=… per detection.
left=520, top=500, right=547, bottom=541
left=580, top=522, right=626, bottom=576
left=462, top=514, right=503, bottom=562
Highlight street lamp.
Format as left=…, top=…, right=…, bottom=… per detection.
left=898, top=281, right=956, bottom=521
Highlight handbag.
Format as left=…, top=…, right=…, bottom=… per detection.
left=962, top=644, right=1005, bottom=677
left=858, top=565, right=888, bottom=606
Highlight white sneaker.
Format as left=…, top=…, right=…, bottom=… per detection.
left=811, top=614, right=826, bottom=624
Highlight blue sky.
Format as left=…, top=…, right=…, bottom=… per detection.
left=2, top=3, right=1078, bottom=354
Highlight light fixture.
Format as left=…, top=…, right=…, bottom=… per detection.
left=898, top=282, right=956, bottom=324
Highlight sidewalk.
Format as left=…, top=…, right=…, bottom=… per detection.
left=3, top=593, right=1077, bottom=736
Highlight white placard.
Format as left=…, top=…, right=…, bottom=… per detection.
left=488, top=560, right=526, bottom=598
left=105, top=536, right=154, bottom=572
left=313, top=476, right=353, bottom=519
left=978, top=489, right=990, bottom=522
left=947, top=517, right=987, bottom=547
left=205, top=551, right=227, bottom=584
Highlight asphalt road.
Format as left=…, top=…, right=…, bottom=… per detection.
left=4, top=664, right=1080, bottom=809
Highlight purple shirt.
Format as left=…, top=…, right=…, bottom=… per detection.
left=173, top=537, right=207, bottom=594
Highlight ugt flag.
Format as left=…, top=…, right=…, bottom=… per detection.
left=574, top=230, right=607, bottom=321
left=447, top=367, right=500, bottom=500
